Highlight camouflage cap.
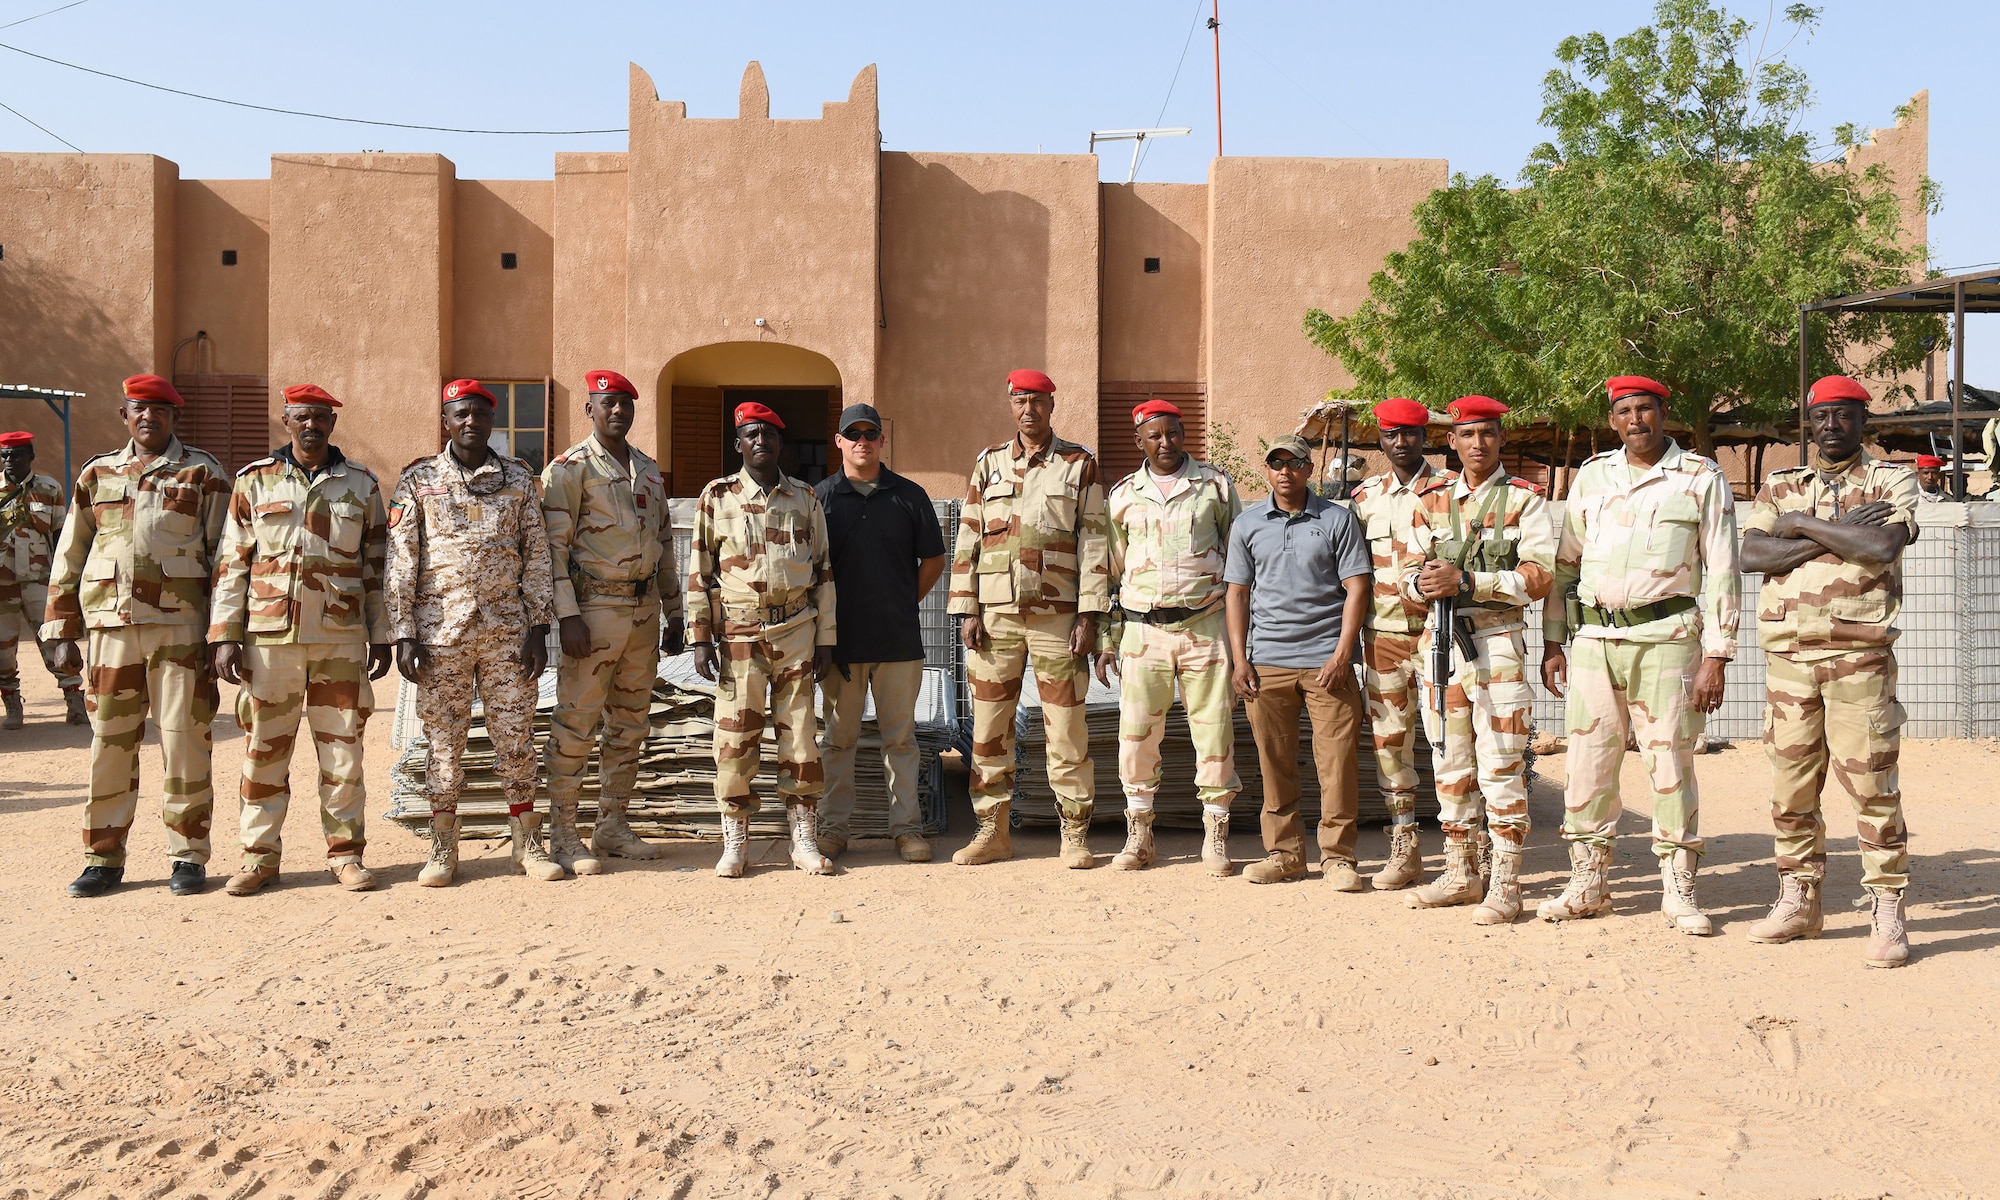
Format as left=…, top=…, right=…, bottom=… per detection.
left=1265, top=434, right=1313, bottom=463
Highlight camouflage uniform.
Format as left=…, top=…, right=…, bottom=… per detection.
left=42, top=437, right=230, bottom=868
left=386, top=450, right=555, bottom=819
left=541, top=435, right=680, bottom=851
left=1104, top=457, right=1242, bottom=812
left=1743, top=452, right=1917, bottom=892
left=947, top=435, right=1111, bottom=822
left=1403, top=470, right=1554, bottom=846
left=687, top=469, right=836, bottom=815
left=1545, top=440, right=1740, bottom=856
left=1, top=472, right=82, bottom=705
left=1352, top=462, right=1449, bottom=825
left=209, top=448, right=389, bottom=872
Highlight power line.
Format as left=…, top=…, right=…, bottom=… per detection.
left=0, top=95, right=81, bottom=151
left=0, top=39, right=628, bottom=136
left=0, top=0, right=90, bottom=32
left=1136, top=0, right=1209, bottom=178
left=1226, top=22, right=1385, bottom=154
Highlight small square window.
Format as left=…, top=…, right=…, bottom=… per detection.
left=221, top=249, right=238, bottom=266
left=500, top=252, right=518, bottom=270
left=1143, top=257, right=1161, bottom=273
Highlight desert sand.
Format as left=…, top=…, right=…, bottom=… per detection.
left=1, top=662, right=1996, bottom=1200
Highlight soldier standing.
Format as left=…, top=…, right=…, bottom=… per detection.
left=209, top=384, right=392, bottom=895
left=386, top=379, right=557, bottom=888
left=44, top=375, right=230, bottom=898
left=0, top=430, right=85, bottom=728
left=1913, top=455, right=1948, bottom=502
left=688, top=402, right=837, bottom=878
left=1093, top=399, right=1242, bottom=874
left=1538, top=376, right=1738, bottom=932
left=947, top=369, right=1110, bottom=868
left=1740, top=375, right=1917, bottom=968
left=540, top=370, right=685, bottom=876
left=1350, top=398, right=1446, bottom=888
left=1402, top=396, right=1554, bottom=924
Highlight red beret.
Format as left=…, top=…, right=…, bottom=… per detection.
left=1373, top=398, right=1431, bottom=430
left=1448, top=395, right=1509, bottom=424
left=281, top=383, right=341, bottom=408
left=123, top=374, right=183, bottom=407
left=1006, top=368, right=1056, bottom=395
left=1605, top=375, right=1669, bottom=402
left=587, top=369, right=637, bottom=397
left=1808, top=375, right=1871, bottom=406
left=0, top=431, right=33, bottom=448
left=733, top=401, right=785, bottom=430
left=441, top=378, right=497, bottom=405
left=1131, top=399, right=1182, bottom=425
left=1916, top=455, right=1945, bottom=469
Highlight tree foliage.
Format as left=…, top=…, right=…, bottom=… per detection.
left=1304, top=0, right=1942, bottom=451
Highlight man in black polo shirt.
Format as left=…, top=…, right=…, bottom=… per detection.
left=813, top=404, right=949, bottom=862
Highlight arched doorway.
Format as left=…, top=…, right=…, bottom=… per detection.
left=659, top=343, right=843, bottom=496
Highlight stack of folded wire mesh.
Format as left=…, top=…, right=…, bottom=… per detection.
left=1006, top=666, right=1444, bottom=830
left=387, top=654, right=953, bottom=840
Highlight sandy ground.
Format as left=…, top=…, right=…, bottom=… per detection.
left=1, top=664, right=1997, bottom=1200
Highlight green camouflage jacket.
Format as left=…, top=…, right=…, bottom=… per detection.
left=209, top=448, right=391, bottom=646
left=42, top=438, right=231, bottom=640
left=947, top=434, right=1111, bottom=619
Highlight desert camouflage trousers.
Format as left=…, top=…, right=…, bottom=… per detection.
left=1116, top=610, right=1239, bottom=809
left=0, top=624, right=82, bottom=694
left=1362, top=626, right=1423, bottom=822
left=1559, top=636, right=1705, bottom=856
left=714, top=617, right=822, bottom=815
left=82, top=624, right=216, bottom=867
left=967, top=610, right=1094, bottom=821
left=544, top=598, right=661, bottom=813
left=1417, top=625, right=1532, bottom=845
left=417, top=619, right=541, bottom=817
left=234, top=642, right=375, bottom=869
left=1765, top=649, right=1908, bottom=891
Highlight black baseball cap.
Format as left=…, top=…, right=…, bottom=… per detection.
left=838, top=403, right=884, bottom=434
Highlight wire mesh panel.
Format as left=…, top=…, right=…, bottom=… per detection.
left=1896, top=522, right=1962, bottom=737
left=1959, top=526, right=2000, bottom=737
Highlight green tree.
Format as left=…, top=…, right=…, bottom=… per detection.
left=1304, top=0, right=1941, bottom=453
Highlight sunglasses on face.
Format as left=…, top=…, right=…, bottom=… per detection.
left=1267, top=457, right=1311, bottom=472
left=843, top=427, right=883, bottom=442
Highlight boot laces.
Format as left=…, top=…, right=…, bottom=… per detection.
left=722, top=817, right=748, bottom=854
left=1870, top=890, right=1905, bottom=939
left=427, top=835, right=453, bottom=867
left=1203, top=816, right=1227, bottom=858
left=1665, top=859, right=1698, bottom=908
left=1120, top=822, right=1148, bottom=857
left=1773, top=874, right=1806, bottom=919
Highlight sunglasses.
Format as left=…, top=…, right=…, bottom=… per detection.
left=1266, top=457, right=1311, bottom=472
left=843, top=427, right=883, bottom=442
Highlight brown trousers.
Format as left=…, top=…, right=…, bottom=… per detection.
left=1245, top=664, right=1361, bottom=864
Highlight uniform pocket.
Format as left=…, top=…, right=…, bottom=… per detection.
left=322, top=575, right=364, bottom=627
left=80, top=556, right=119, bottom=613
left=326, top=501, right=365, bottom=556
left=1039, top=480, right=1080, bottom=534
left=1648, top=492, right=1701, bottom=562
left=153, top=483, right=203, bottom=540
left=1829, top=594, right=1889, bottom=625
left=1869, top=697, right=1907, bottom=737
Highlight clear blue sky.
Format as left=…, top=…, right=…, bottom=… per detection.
left=3, top=0, right=1993, bottom=381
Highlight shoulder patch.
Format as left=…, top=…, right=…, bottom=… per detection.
left=1508, top=478, right=1547, bottom=496
left=1416, top=476, right=1456, bottom=496
left=237, top=456, right=277, bottom=476
left=403, top=455, right=431, bottom=474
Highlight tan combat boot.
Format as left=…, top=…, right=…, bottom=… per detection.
left=1372, top=824, right=1423, bottom=890
left=1473, top=842, right=1522, bottom=925
left=1862, top=887, right=1909, bottom=968
left=817, top=832, right=849, bottom=859
left=0, top=689, right=22, bottom=729
left=1111, top=809, right=1155, bottom=870
left=417, top=813, right=460, bottom=887
left=788, top=804, right=835, bottom=875
left=952, top=802, right=1015, bottom=866
left=1201, top=810, right=1233, bottom=877
left=549, top=798, right=602, bottom=877
left=1745, top=874, right=1822, bottom=944
left=1536, top=841, right=1613, bottom=921
left=1659, top=848, right=1713, bottom=936
left=224, top=863, right=278, bottom=896
left=1407, top=836, right=1481, bottom=908
left=1060, top=812, right=1097, bottom=869
left=894, top=833, right=932, bottom=862
left=330, top=860, right=377, bottom=892
left=591, top=795, right=665, bottom=860
left=63, top=687, right=87, bottom=725
left=1474, top=824, right=1493, bottom=886
left=714, top=811, right=750, bottom=878
left=1243, top=852, right=1304, bottom=884
left=510, top=813, right=565, bottom=882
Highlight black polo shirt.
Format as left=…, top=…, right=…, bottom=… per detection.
left=814, top=467, right=948, bottom=665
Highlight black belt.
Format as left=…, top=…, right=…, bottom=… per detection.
left=1124, top=603, right=1217, bottom=626
left=1578, top=596, right=1696, bottom=628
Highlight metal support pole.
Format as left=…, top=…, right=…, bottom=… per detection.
left=1797, top=306, right=1810, bottom=469
left=1953, top=280, right=1967, bottom=500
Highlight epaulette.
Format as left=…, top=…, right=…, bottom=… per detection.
left=1509, top=478, right=1547, bottom=496
left=236, top=456, right=277, bottom=476
left=402, top=455, right=431, bottom=475
left=1582, top=448, right=1617, bottom=464
left=1769, top=463, right=1811, bottom=476
left=550, top=452, right=573, bottom=467
left=1416, top=476, right=1456, bottom=496
left=347, top=460, right=378, bottom=481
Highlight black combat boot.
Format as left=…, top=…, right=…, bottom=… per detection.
left=169, top=861, right=208, bottom=896
left=67, top=865, right=124, bottom=898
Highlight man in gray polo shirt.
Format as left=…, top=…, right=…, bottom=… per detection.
left=1224, top=435, right=1374, bottom=887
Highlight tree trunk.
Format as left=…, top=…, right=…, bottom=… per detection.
left=1693, top=405, right=1716, bottom=458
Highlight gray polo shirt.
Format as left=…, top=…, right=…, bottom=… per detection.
left=1224, top=493, right=1372, bottom=669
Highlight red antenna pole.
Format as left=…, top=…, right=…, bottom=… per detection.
left=1209, top=0, right=1223, bottom=157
